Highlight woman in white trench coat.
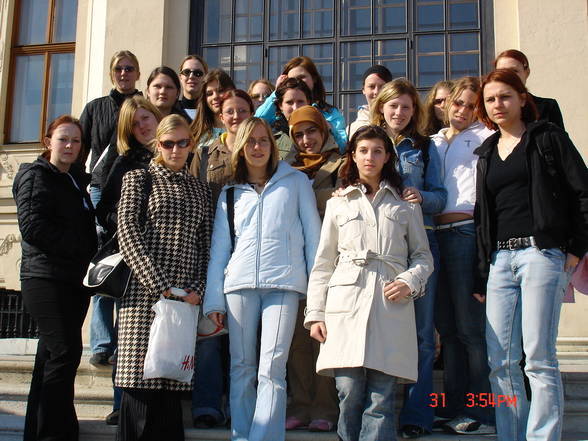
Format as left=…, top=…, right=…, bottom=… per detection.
left=304, top=125, right=433, bottom=441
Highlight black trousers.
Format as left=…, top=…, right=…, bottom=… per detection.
left=117, top=388, right=184, bottom=441
left=21, top=278, right=90, bottom=441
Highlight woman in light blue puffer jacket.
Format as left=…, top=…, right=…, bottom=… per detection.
left=204, top=117, right=321, bottom=441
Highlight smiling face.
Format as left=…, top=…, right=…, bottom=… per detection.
left=287, top=66, right=315, bottom=92
left=147, top=74, right=179, bottom=114
left=205, top=79, right=224, bottom=115
left=220, top=96, right=252, bottom=135
left=132, top=108, right=159, bottom=146
left=362, top=73, right=387, bottom=107
left=292, top=121, right=324, bottom=154
left=45, top=123, right=82, bottom=172
left=243, top=123, right=272, bottom=173
left=483, top=81, right=526, bottom=129
left=352, top=137, right=391, bottom=184
left=448, top=88, right=477, bottom=132
left=433, top=87, right=450, bottom=122
left=279, top=89, right=310, bottom=120
left=180, top=58, right=205, bottom=98
left=495, top=56, right=530, bottom=85
left=156, top=126, right=192, bottom=171
left=380, top=93, right=414, bottom=137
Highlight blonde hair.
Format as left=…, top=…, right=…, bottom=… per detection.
left=443, top=77, right=481, bottom=125
left=117, top=96, right=162, bottom=155
left=231, top=117, right=279, bottom=184
left=423, top=80, right=454, bottom=136
left=152, top=114, right=193, bottom=167
left=179, top=55, right=209, bottom=74
left=109, top=50, right=140, bottom=84
left=247, top=78, right=274, bottom=96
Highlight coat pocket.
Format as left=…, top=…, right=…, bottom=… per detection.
left=335, top=209, right=362, bottom=241
left=326, top=264, right=361, bottom=314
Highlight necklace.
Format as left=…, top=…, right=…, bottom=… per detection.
left=498, top=128, right=526, bottom=158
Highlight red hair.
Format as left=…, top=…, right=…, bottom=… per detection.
left=42, top=115, right=84, bottom=160
left=476, top=69, right=538, bottom=130
left=493, top=49, right=529, bottom=70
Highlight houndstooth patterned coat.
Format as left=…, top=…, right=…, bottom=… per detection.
left=115, top=161, right=212, bottom=390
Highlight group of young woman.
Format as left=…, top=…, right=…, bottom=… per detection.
left=13, top=47, right=587, bottom=441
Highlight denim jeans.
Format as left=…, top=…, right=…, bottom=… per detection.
left=225, top=289, right=299, bottom=441
left=191, top=334, right=227, bottom=423
left=435, top=223, right=494, bottom=424
left=334, top=367, right=397, bottom=441
left=90, top=296, right=118, bottom=354
left=399, top=230, right=439, bottom=431
left=486, top=247, right=567, bottom=441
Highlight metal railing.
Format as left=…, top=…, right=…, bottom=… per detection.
left=0, top=289, right=38, bottom=338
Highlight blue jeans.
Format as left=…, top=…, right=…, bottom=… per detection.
left=335, top=367, right=397, bottom=441
left=191, top=335, right=227, bottom=423
left=226, top=289, right=299, bottom=441
left=486, top=247, right=567, bottom=441
left=435, top=223, right=494, bottom=424
left=399, top=230, right=439, bottom=431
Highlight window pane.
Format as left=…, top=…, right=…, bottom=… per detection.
left=340, top=41, right=371, bottom=91
left=302, top=43, right=333, bottom=92
left=417, top=34, right=445, bottom=87
left=17, top=0, right=49, bottom=45
left=10, top=55, right=44, bottom=142
left=53, top=0, right=78, bottom=42
left=46, top=53, right=74, bottom=124
left=235, top=0, right=264, bottom=42
left=340, top=93, right=365, bottom=134
left=375, top=0, right=406, bottom=34
left=203, top=0, right=231, bottom=43
left=449, top=0, right=478, bottom=29
left=202, top=46, right=231, bottom=71
left=375, top=39, right=407, bottom=79
left=341, top=0, right=370, bottom=36
left=232, top=45, right=262, bottom=90
left=303, top=0, right=334, bottom=38
left=270, top=0, right=300, bottom=40
left=416, top=0, right=444, bottom=31
left=449, top=32, right=479, bottom=78
left=268, top=46, right=299, bottom=83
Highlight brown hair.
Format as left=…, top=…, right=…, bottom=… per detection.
left=444, top=77, right=480, bottom=125
left=179, top=54, right=209, bottom=75
left=220, top=89, right=255, bottom=115
left=282, top=56, right=331, bottom=110
left=42, top=115, right=84, bottom=161
left=423, top=80, right=454, bottom=136
left=247, top=78, right=275, bottom=96
left=493, top=49, right=530, bottom=70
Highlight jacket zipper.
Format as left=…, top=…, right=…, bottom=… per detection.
left=255, top=191, right=263, bottom=288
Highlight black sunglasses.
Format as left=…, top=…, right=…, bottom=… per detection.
left=114, top=65, right=136, bottom=73
left=159, top=139, right=192, bottom=149
left=180, top=69, right=204, bottom=78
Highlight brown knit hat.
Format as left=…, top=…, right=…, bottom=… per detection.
left=288, top=105, right=329, bottom=142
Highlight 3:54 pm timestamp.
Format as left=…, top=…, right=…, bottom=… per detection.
left=429, top=393, right=517, bottom=408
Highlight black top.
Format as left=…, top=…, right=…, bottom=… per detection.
left=530, top=94, right=565, bottom=130
left=486, top=136, right=533, bottom=241
left=179, top=96, right=196, bottom=110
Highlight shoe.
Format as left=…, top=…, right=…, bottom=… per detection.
left=105, top=409, right=119, bottom=425
left=285, top=416, right=307, bottom=430
left=443, top=416, right=496, bottom=435
left=308, top=419, right=334, bottom=432
left=89, top=352, right=110, bottom=367
left=193, top=414, right=217, bottom=429
left=400, top=424, right=428, bottom=438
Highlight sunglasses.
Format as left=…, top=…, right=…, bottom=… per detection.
left=159, top=139, right=192, bottom=149
left=180, top=69, right=204, bottom=78
left=250, top=93, right=270, bottom=101
left=114, top=65, right=136, bottom=73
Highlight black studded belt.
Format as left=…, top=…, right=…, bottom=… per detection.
left=497, top=236, right=536, bottom=250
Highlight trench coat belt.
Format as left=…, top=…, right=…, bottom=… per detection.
left=337, top=249, right=400, bottom=267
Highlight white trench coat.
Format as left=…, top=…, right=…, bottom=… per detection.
left=304, top=182, right=433, bottom=382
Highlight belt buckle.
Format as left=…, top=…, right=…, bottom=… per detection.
left=508, top=238, right=520, bottom=250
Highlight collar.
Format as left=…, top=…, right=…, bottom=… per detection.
left=149, top=160, right=190, bottom=180
left=208, top=133, right=230, bottom=155
left=340, top=180, right=400, bottom=199
left=109, top=88, right=140, bottom=107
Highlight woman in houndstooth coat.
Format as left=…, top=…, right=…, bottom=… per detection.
left=115, top=115, right=212, bottom=441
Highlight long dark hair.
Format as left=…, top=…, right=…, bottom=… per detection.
left=339, top=125, right=403, bottom=194
left=282, top=56, right=331, bottom=111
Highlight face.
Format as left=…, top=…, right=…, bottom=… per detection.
left=287, top=66, right=315, bottom=91
left=447, top=89, right=477, bottom=132
left=483, top=81, right=526, bottom=128
left=205, top=79, right=224, bottom=115
left=352, top=138, right=391, bottom=183
left=495, top=57, right=530, bottom=85
left=250, top=82, right=272, bottom=110
left=157, top=127, right=192, bottom=171
left=433, top=87, right=450, bottom=122
left=147, top=74, right=179, bottom=112
left=179, top=59, right=205, bottom=97
left=380, top=94, right=415, bottom=136
left=220, top=96, right=252, bottom=134
left=279, top=89, right=309, bottom=120
left=362, top=74, right=387, bottom=107
left=242, top=124, right=272, bottom=172
left=292, top=122, right=324, bottom=154
left=44, top=123, right=82, bottom=171
left=112, top=57, right=139, bottom=94
left=132, top=108, right=159, bottom=145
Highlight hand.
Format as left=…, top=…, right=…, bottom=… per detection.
left=331, top=187, right=345, bottom=197
left=275, top=74, right=288, bottom=88
left=310, top=321, right=327, bottom=343
left=163, top=288, right=172, bottom=298
left=402, top=186, right=423, bottom=204
left=383, top=280, right=411, bottom=302
left=472, top=293, right=486, bottom=303
left=208, top=312, right=225, bottom=329
left=565, top=253, right=580, bottom=272
left=182, top=288, right=202, bottom=305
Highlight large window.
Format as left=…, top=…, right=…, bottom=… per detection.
left=6, top=0, right=78, bottom=143
left=191, top=0, right=492, bottom=125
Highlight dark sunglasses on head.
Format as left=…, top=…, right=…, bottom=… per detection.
left=159, top=139, right=192, bottom=149
left=180, top=69, right=204, bottom=78
left=114, top=65, right=136, bottom=73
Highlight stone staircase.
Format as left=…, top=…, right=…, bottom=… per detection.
left=1, top=350, right=587, bottom=441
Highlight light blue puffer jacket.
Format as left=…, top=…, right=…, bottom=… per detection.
left=203, top=161, right=322, bottom=316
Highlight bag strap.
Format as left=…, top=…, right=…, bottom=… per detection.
left=140, top=172, right=153, bottom=227
left=226, top=187, right=235, bottom=253
left=199, top=146, right=210, bottom=183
